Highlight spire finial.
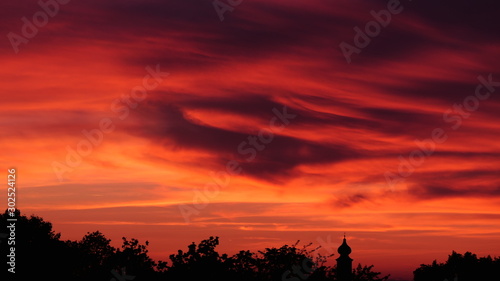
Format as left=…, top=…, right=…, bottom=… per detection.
left=344, top=232, right=346, bottom=239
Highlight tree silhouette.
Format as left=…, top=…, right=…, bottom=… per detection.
left=255, top=241, right=327, bottom=281
left=166, top=236, right=233, bottom=280
left=1, top=210, right=391, bottom=281
left=414, top=251, right=500, bottom=281
left=0, top=209, right=73, bottom=279
left=68, top=230, right=117, bottom=280
left=352, top=264, right=390, bottom=281
left=226, top=249, right=259, bottom=280
left=113, top=237, right=158, bottom=280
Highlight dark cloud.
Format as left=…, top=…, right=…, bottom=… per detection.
left=406, top=0, right=500, bottom=36
left=132, top=100, right=364, bottom=182
left=331, top=193, right=370, bottom=208
left=408, top=184, right=500, bottom=199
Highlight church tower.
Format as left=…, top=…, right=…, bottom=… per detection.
left=336, top=234, right=353, bottom=281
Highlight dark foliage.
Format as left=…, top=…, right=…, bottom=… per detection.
left=413, top=251, right=500, bottom=281
left=1, top=210, right=389, bottom=281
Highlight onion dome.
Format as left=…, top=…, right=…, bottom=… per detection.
left=337, top=234, right=352, bottom=256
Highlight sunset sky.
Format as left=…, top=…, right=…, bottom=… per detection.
left=2, top=0, right=500, bottom=280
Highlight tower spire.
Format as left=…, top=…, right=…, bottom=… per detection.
left=337, top=233, right=353, bottom=281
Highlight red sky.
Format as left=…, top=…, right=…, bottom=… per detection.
left=1, top=0, right=500, bottom=280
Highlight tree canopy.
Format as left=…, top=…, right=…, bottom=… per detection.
left=1, top=209, right=387, bottom=281
left=414, top=251, right=500, bottom=281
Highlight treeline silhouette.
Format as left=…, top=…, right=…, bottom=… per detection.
left=414, top=251, right=500, bottom=281
left=0, top=210, right=389, bottom=281
left=2, top=210, right=498, bottom=281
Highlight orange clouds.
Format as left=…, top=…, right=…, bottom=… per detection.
left=1, top=0, right=500, bottom=280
